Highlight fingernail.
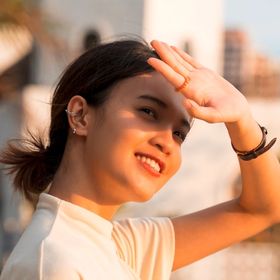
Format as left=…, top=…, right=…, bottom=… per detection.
left=147, top=58, right=153, bottom=64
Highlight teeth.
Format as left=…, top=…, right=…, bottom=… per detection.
left=136, top=155, right=161, bottom=173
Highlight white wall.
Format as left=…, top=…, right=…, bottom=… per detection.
left=143, top=0, right=224, bottom=72
left=37, top=0, right=145, bottom=85
left=41, top=0, right=144, bottom=46
left=37, top=0, right=223, bottom=85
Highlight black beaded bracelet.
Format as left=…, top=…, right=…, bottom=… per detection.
left=231, top=125, right=277, bottom=161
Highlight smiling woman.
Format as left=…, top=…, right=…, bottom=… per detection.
left=0, top=39, right=280, bottom=280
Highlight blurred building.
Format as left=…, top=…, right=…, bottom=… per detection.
left=37, top=0, right=224, bottom=84
left=223, top=30, right=254, bottom=92
left=250, top=53, right=280, bottom=98
left=223, top=29, right=280, bottom=98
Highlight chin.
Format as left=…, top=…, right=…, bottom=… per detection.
left=132, top=193, right=155, bottom=203
left=127, top=182, right=162, bottom=203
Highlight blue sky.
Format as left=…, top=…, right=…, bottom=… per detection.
left=225, top=0, right=280, bottom=59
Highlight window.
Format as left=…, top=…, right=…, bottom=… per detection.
left=83, top=29, right=101, bottom=51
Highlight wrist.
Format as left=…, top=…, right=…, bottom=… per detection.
left=231, top=125, right=276, bottom=161
left=225, top=113, right=263, bottom=152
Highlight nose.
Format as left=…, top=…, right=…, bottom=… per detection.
left=149, top=130, right=174, bottom=155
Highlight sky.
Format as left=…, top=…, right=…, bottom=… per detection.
left=225, top=0, right=280, bottom=59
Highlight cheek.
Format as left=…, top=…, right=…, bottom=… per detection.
left=87, top=126, right=138, bottom=167
left=170, top=151, right=182, bottom=176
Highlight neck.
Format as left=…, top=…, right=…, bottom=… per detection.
left=48, top=138, right=121, bottom=220
left=48, top=183, right=120, bottom=220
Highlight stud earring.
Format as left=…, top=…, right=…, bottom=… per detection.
left=72, top=128, right=77, bottom=134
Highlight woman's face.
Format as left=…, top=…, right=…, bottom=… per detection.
left=84, top=72, right=192, bottom=204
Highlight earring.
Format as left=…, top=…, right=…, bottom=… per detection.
left=65, top=109, right=78, bottom=117
left=72, top=128, right=77, bottom=134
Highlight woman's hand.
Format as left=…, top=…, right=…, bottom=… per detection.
left=148, top=40, right=251, bottom=124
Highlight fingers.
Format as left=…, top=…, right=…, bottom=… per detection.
left=151, top=40, right=202, bottom=71
left=148, top=57, right=204, bottom=107
left=149, top=40, right=204, bottom=93
left=183, top=99, right=221, bottom=123
left=147, top=57, right=185, bottom=89
left=149, top=40, right=195, bottom=91
left=170, top=47, right=194, bottom=72
left=170, top=45, right=203, bottom=69
left=152, top=40, right=194, bottom=71
left=150, top=40, right=193, bottom=76
left=149, top=40, right=236, bottom=124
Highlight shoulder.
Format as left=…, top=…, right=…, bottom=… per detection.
left=0, top=198, right=80, bottom=280
left=112, top=216, right=174, bottom=257
left=111, top=217, right=175, bottom=278
left=112, top=216, right=174, bottom=239
left=0, top=239, right=80, bottom=280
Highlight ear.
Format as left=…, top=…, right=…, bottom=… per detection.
left=66, top=95, right=93, bottom=136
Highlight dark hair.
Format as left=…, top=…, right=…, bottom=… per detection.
left=0, top=39, right=159, bottom=202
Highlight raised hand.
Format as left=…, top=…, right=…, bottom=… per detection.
left=147, top=42, right=280, bottom=272
left=148, top=40, right=251, bottom=124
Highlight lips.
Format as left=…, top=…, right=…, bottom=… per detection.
left=135, top=153, right=165, bottom=175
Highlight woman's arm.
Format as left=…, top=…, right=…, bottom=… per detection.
left=148, top=40, right=280, bottom=270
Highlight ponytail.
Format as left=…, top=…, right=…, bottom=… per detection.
left=0, top=134, right=48, bottom=202
left=0, top=129, right=65, bottom=202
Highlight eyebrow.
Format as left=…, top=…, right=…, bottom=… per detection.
left=137, top=94, right=191, bottom=130
left=138, top=94, right=167, bottom=108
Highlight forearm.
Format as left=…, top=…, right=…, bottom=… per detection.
left=226, top=112, right=280, bottom=223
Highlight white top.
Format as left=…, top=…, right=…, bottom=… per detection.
left=0, top=193, right=175, bottom=280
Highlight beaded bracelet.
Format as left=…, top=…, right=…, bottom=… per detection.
left=231, top=125, right=277, bottom=161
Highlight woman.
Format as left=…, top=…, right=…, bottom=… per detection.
left=0, top=39, right=279, bottom=280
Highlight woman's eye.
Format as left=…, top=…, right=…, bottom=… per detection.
left=173, top=130, right=187, bottom=143
left=139, top=108, right=157, bottom=119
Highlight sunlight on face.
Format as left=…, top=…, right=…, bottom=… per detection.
left=84, top=72, right=193, bottom=204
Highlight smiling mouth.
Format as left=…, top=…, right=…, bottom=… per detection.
left=135, top=153, right=164, bottom=175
